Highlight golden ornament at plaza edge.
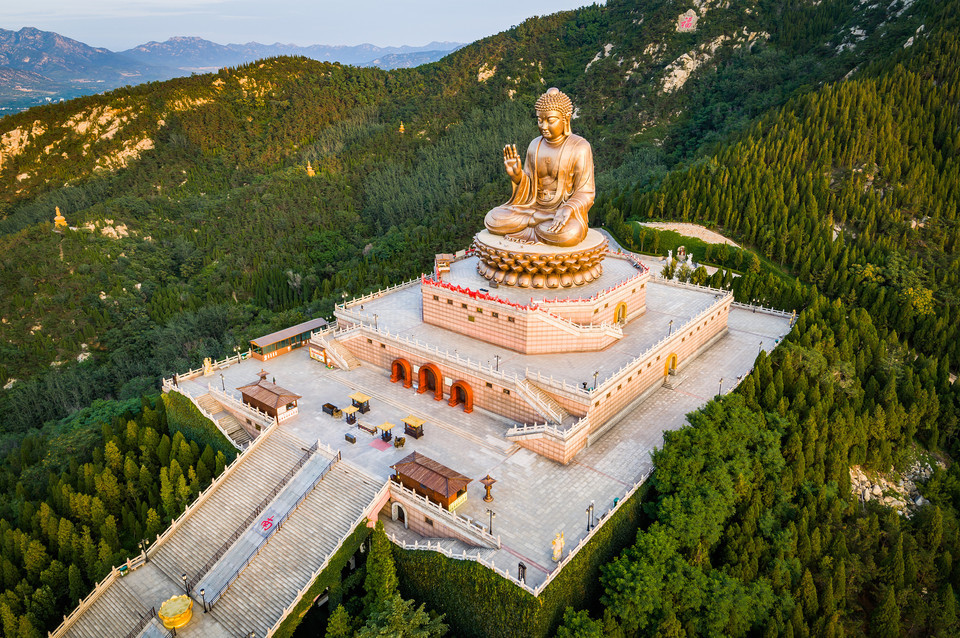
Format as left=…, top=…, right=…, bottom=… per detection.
left=158, top=594, right=193, bottom=630
left=484, top=87, right=595, bottom=247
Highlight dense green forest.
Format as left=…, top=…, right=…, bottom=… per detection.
left=0, top=393, right=233, bottom=636
left=0, top=0, right=957, bottom=636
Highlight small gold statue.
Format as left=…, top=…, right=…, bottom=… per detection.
left=484, top=88, right=595, bottom=247
left=551, top=530, right=565, bottom=562
left=54, top=206, right=67, bottom=229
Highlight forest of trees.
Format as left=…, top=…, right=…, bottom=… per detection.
left=0, top=394, right=232, bottom=636
left=0, top=0, right=957, bottom=637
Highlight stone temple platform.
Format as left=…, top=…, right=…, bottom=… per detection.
left=177, top=287, right=791, bottom=589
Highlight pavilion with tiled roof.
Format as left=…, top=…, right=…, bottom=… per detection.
left=236, top=371, right=302, bottom=423
left=391, top=452, right=471, bottom=510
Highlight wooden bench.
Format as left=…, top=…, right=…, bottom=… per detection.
left=357, top=422, right=377, bottom=435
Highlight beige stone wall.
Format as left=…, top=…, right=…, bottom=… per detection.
left=422, top=288, right=627, bottom=355
left=586, top=298, right=731, bottom=429
left=340, top=334, right=542, bottom=424
left=382, top=500, right=482, bottom=547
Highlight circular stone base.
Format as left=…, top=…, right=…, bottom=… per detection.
left=473, top=229, right=607, bottom=288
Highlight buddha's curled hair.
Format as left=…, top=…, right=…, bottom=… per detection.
left=535, top=87, right=573, bottom=118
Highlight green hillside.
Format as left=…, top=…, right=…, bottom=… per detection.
left=0, top=1, right=958, bottom=634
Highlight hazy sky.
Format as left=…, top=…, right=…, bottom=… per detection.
left=2, top=1, right=601, bottom=50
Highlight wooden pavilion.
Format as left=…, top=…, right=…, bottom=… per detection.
left=391, top=452, right=471, bottom=511
left=236, top=371, right=302, bottom=424
left=250, top=318, right=328, bottom=361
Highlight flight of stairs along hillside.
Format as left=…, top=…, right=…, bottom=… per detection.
left=195, top=393, right=253, bottom=446
left=61, top=576, right=151, bottom=638
left=517, top=378, right=572, bottom=424
left=209, top=462, right=383, bottom=638
left=327, top=339, right=362, bottom=370
left=151, top=429, right=311, bottom=588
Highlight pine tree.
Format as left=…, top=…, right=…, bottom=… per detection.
left=326, top=604, right=353, bottom=638
left=363, top=522, right=398, bottom=611
left=871, top=588, right=900, bottom=638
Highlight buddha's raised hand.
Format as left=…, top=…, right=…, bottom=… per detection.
left=502, top=144, right=522, bottom=183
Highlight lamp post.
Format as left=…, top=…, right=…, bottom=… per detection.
left=668, top=319, right=674, bottom=336
left=718, top=377, right=723, bottom=398
left=759, top=340, right=764, bottom=354
left=200, top=588, right=207, bottom=613
left=586, top=505, right=591, bottom=532
left=138, top=538, right=150, bottom=562
left=220, top=373, right=225, bottom=392
left=494, top=355, right=501, bottom=372
left=373, top=313, right=379, bottom=331
left=593, top=370, right=599, bottom=389
left=486, top=509, right=496, bottom=535
left=518, top=562, right=527, bottom=584
left=181, top=572, right=188, bottom=595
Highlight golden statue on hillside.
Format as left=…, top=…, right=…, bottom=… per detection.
left=484, top=87, right=595, bottom=247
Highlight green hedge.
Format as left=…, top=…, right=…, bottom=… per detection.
left=273, top=521, right=373, bottom=638
left=393, top=481, right=652, bottom=638
left=162, top=391, right=238, bottom=461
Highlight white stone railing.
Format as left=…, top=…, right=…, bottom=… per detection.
left=49, top=421, right=279, bottom=638
left=523, top=368, right=591, bottom=400
left=590, top=291, right=733, bottom=397
left=207, top=384, right=276, bottom=429
left=514, top=379, right=565, bottom=424
left=162, top=382, right=246, bottom=451
left=263, top=481, right=391, bottom=637
left=730, top=301, right=796, bottom=318
left=505, top=415, right=589, bottom=442
left=162, top=349, right=252, bottom=385
left=389, top=480, right=500, bottom=548
left=337, top=277, right=424, bottom=312
left=389, top=468, right=653, bottom=598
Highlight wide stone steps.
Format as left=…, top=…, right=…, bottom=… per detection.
left=62, top=577, right=149, bottom=638
left=209, top=463, right=382, bottom=638
left=195, top=393, right=224, bottom=415
left=151, top=430, right=310, bottom=588
left=218, top=413, right=253, bottom=445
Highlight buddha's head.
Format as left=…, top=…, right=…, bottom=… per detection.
left=535, top=87, right=573, bottom=143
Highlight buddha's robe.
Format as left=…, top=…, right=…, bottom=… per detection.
left=484, top=134, right=595, bottom=247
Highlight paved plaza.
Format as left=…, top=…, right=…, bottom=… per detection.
left=179, top=286, right=791, bottom=588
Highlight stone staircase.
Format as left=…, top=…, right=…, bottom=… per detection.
left=326, top=339, right=362, bottom=370
left=662, top=372, right=684, bottom=390
left=516, top=378, right=571, bottom=424
left=209, top=462, right=383, bottom=638
left=151, top=430, right=309, bottom=588
left=195, top=393, right=253, bottom=446
left=61, top=577, right=151, bottom=638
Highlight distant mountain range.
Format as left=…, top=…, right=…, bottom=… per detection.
left=0, top=28, right=462, bottom=113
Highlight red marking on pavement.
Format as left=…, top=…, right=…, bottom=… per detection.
left=500, top=544, right=551, bottom=574
left=570, top=460, right=632, bottom=487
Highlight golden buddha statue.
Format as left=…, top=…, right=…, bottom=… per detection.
left=484, top=88, right=595, bottom=247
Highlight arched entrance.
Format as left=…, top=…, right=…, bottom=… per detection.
left=390, top=358, right=413, bottom=388
left=417, top=363, right=444, bottom=401
left=448, top=380, right=474, bottom=413
left=663, top=353, right=679, bottom=377
left=391, top=502, right=408, bottom=528
left=614, top=302, right=628, bottom=324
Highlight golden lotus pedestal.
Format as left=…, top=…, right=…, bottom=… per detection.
left=473, top=229, right=607, bottom=288
left=158, top=594, right=193, bottom=630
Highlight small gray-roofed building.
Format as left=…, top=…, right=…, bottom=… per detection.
left=250, top=317, right=328, bottom=361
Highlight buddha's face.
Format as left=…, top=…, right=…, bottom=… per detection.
left=537, top=109, right=568, bottom=142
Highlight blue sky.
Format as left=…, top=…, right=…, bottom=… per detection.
left=2, top=1, right=601, bottom=50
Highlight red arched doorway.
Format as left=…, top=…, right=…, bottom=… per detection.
left=448, top=380, right=474, bottom=413
left=417, top=363, right=444, bottom=401
left=391, top=358, right=413, bottom=388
